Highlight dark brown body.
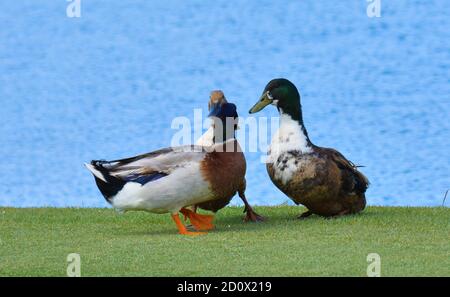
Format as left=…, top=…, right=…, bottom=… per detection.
left=267, top=146, right=368, bottom=217
left=197, top=140, right=247, bottom=212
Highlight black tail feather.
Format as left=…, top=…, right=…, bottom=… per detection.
left=90, top=160, right=126, bottom=203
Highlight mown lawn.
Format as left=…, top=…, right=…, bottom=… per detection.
left=0, top=206, right=448, bottom=276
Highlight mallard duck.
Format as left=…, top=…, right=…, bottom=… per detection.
left=196, top=90, right=228, bottom=147
left=249, top=78, right=369, bottom=218
left=85, top=102, right=249, bottom=235
left=194, top=90, right=264, bottom=222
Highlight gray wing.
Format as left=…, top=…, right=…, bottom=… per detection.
left=94, top=145, right=207, bottom=181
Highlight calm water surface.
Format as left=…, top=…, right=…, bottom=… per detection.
left=0, top=1, right=449, bottom=207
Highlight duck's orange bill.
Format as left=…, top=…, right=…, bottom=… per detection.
left=180, top=208, right=215, bottom=231
left=171, top=213, right=206, bottom=236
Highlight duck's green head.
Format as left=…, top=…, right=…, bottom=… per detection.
left=249, top=78, right=302, bottom=121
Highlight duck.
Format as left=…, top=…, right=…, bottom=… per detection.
left=194, top=90, right=264, bottom=222
left=85, top=102, right=250, bottom=235
left=249, top=78, right=369, bottom=218
left=196, top=90, right=228, bottom=147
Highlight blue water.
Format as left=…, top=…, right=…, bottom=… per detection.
left=0, top=1, right=449, bottom=207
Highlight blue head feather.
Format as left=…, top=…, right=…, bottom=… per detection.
left=208, top=103, right=238, bottom=119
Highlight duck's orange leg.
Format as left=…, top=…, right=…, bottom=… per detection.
left=180, top=208, right=215, bottom=231
left=171, top=213, right=205, bottom=236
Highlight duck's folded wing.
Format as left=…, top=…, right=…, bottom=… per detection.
left=93, top=145, right=207, bottom=184
left=327, top=148, right=369, bottom=193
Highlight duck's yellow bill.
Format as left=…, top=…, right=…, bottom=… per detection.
left=249, top=91, right=273, bottom=114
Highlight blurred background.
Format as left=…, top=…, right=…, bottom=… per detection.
left=0, top=0, right=448, bottom=207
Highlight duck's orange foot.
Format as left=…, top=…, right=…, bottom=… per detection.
left=178, top=229, right=207, bottom=236
left=180, top=208, right=215, bottom=231
left=171, top=213, right=208, bottom=236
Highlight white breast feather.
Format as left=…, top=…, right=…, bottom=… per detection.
left=111, top=161, right=212, bottom=213
left=268, top=113, right=312, bottom=184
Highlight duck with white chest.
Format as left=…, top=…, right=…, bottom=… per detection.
left=195, top=90, right=264, bottom=222
left=85, top=102, right=251, bottom=235
left=249, top=78, right=369, bottom=218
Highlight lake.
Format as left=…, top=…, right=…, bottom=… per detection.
left=0, top=0, right=449, bottom=207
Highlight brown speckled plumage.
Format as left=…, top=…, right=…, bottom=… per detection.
left=267, top=145, right=368, bottom=217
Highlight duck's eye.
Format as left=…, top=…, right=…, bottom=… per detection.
left=267, top=92, right=274, bottom=100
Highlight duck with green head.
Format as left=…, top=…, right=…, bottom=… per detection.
left=249, top=78, right=369, bottom=218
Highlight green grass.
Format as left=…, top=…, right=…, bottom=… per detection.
left=0, top=206, right=448, bottom=276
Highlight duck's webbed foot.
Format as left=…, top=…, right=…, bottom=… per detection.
left=239, top=193, right=265, bottom=222
left=171, top=213, right=206, bottom=236
left=297, top=210, right=313, bottom=220
left=243, top=205, right=265, bottom=222
left=180, top=208, right=215, bottom=231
